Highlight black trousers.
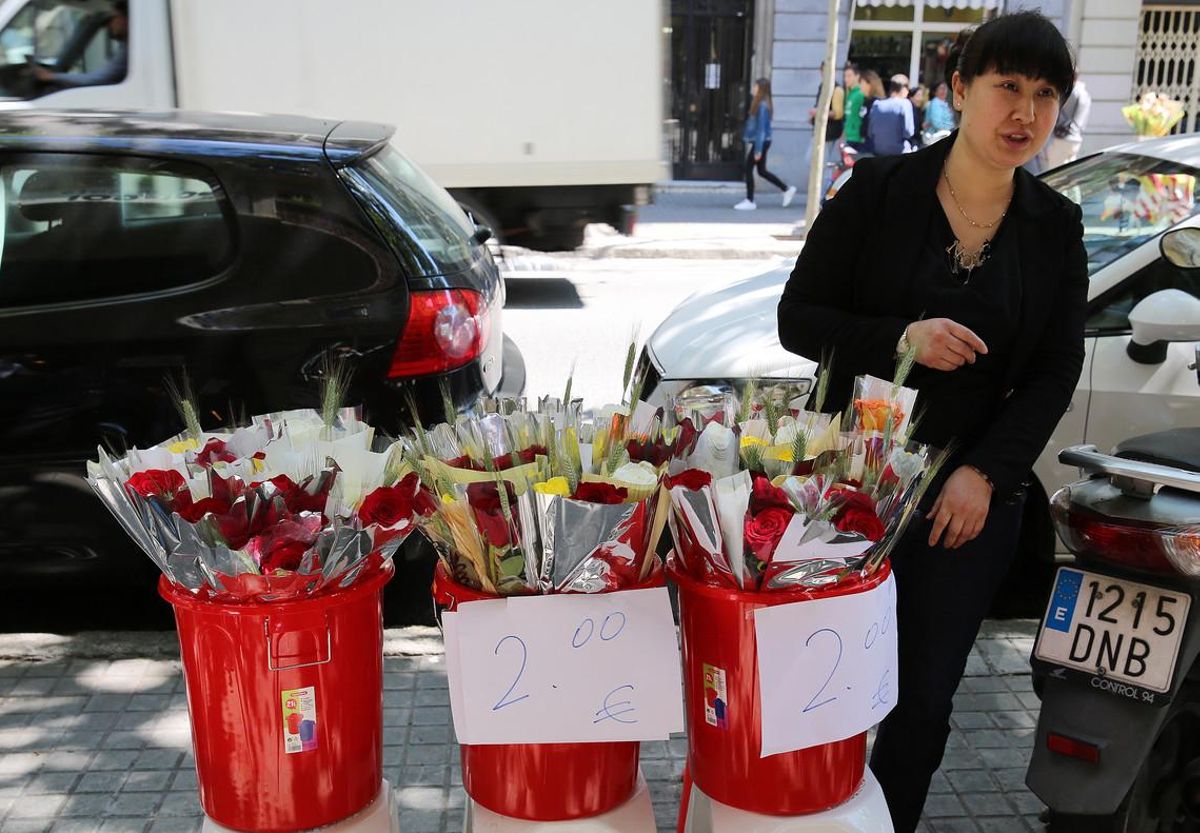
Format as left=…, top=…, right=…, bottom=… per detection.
left=745, top=140, right=788, bottom=201
left=869, top=490, right=1027, bottom=833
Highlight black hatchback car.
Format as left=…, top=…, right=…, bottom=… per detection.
left=0, top=110, right=518, bottom=630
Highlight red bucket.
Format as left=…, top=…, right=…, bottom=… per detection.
left=160, top=562, right=392, bottom=832
left=433, top=562, right=661, bottom=821
left=670, top=558, right=891, bottom=816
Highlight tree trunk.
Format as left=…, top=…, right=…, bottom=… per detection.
left=801, top=0, right=840, bottom=238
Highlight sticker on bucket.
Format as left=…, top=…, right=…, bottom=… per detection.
left=703, top=664, right=728, bottom=729
left=281, top=686, right=318, bottom=753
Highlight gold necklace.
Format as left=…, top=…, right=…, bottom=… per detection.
left=942, top=165, right=1011, bottom=230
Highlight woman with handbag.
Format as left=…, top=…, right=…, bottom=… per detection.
left=778, top=12, right=1085, bottom=832
left=734, top=77, right=797, bottom=210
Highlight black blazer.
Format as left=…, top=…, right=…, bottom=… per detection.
left=777, top=133, right=1088, bottom=497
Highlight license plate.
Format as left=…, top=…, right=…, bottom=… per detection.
left=1034, top=567, right=1190, bottom=694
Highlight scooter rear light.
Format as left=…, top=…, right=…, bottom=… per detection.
left=1047, top=732, right=1101, bottom=764
left=1160, top=526, right=1200, bottom=577
left=1050, top=487, right=1179, bottom=576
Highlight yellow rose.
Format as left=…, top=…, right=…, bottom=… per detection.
left=534, top=477, right=572, bottom=497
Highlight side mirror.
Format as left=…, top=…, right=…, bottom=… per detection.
left=1160, top=227, right=1200, bottom=269
left=1127, top=288, right=1200, bottom=364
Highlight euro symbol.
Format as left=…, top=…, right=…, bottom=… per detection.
left=593, top=685, right=638, bottom=725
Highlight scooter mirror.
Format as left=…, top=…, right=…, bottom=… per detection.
left=1160, top=226, right=1200, bottom=269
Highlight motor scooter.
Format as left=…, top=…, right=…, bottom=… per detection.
left=1027, top=432, right=1200, bottom=831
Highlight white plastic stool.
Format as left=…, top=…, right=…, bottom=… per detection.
left=681, top=770, right=893, bottom=833
left=202, top=780, right=399, bottom=833
left=463, top=772, right=656, bottom=832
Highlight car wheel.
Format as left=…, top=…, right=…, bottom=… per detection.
left=527, top=224, right=586, bottom=252
left=989, top=479, right=1057, bottom=619
left=1047, top=695, right=1200, bottom=832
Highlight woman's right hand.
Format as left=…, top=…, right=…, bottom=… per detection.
left=906, top=318, right=988, bottom=371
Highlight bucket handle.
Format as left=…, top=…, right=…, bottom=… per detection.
left=265, top=614, right=332, bottom=672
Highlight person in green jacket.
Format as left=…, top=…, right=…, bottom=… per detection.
left=843, top=62, right=866, bottom=147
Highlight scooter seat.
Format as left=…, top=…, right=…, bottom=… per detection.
left=1114, top=428, right=1200, bottom=474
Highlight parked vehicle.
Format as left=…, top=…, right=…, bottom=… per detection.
left=0, top=0, right=665, bottom=251
left=824, top=142, right=867, bottom=206
left=638, top=136, right=1200, bottom=616
left=1027, top=434, right=1200, bottom=831
left=0, top=110, right=519, bottom=630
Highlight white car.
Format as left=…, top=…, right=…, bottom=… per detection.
left=640, top=136, right=1200, bottom=614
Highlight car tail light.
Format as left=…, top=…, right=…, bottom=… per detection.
left=388, top=289, right=489, bottom=378
left=1047, top=732, right=1101, bottom=764
left=1050, top=486, right=1200, bottom=577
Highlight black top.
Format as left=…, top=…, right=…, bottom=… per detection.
left=814, top=86, right=845, bottom=142
left=907, top=207, right=1021, bottom=452
left=777, top=132, right=1089, bottom=497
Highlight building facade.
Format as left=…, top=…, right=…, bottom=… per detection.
left=668, top=0, right=1178, bottom=189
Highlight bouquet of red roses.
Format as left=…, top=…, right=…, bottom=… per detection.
left=405, top=395, right=670, bottom=596
left=663, top=364, right=945, bottom=590
left=87, top=407, right=426, bottom=602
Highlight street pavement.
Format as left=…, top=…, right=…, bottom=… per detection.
left=0, top=621, right=1046, bottom=833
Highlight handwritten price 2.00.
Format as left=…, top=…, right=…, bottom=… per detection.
left=797, top=602, right=894, bottom=717
left=491, top=612, right=638, bottom=724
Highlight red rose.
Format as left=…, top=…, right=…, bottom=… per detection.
left=665, top=469, right=712, bottom=492
left=673, top=418, right=700, bottom=460
left=194, top=438, right=236, bottom=468
left=466, top=481, right=520, bottom=548
left=246, top=516, right=321, bottom=574
left=828, top=487, right=875, bottom=516
left=359, top=483, right=415, bottom=528
left=262, top=474, right=330, bottom=515
left=209, top=470, right=245, bottom=507
left=178, top=496, right=230, bottom=523
left=126, top=469, right=192, bottom=511
left=572, top=482, right=629, bottom=504
left=749, top=473, right=791, bottom=514
left=743, top=507, right=793, bottom=562
left=835, top=508, right=886, bottom=541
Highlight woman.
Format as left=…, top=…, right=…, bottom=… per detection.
left=777, top=12, right=1084, bottom=832
left=925, top=80, right=957, bottom=133
left=908, top=85, right=929, bottom=147
left=857, top=70, right=887, bottom=153
left=735, top=78, right=797, bottom=210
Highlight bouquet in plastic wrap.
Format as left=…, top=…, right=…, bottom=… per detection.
left=86, top=379, right=424, bottom=602
left=664, top=356, right=950, bottom=591
left=405, top=380, right=676, bottom=596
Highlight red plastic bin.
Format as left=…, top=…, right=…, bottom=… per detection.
left=670, top=557, right=892, bottom=816
left=160, top=562, right=393, bottom=832
left=433, top=562, right=662, bottom=821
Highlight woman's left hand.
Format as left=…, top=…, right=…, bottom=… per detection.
left=927, top=466, right=993, bottom=549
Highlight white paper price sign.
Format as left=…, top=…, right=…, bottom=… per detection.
left=754, top=574, right=898, bottom=757
left=443, top=587, right=684, bottom=744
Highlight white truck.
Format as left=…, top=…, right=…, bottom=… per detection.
left=0, top=0, right=667, bottom=250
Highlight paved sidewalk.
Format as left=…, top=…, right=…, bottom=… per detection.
left=0, top=621, right=1043, bottom=833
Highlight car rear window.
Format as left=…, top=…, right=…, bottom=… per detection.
left=0, top=154, right=234, bottom=307
left=347, top=144, right=476, bottom=276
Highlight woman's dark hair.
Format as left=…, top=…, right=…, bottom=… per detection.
left=951, top=11, right=1074, bottom=100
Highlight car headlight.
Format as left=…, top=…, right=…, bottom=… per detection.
left=672, top=378, right=814, bottom=421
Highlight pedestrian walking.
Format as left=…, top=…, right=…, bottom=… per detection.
left=908, top=85, right=929, bottom=147
left=925, top=81, right=957, bottom=133
left=867, top=74, right=915, bottom=156
left=808, top=60, right=846, bottom=192
left=843, top=63, right=866, bottom=149
left=778, top=12, right=1084, bottom=833
left=858, top=70, right=886, bottom=153
left=735, top=77, right=796, bottom=210
left=1038, top=74, right=1091, bottom=171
